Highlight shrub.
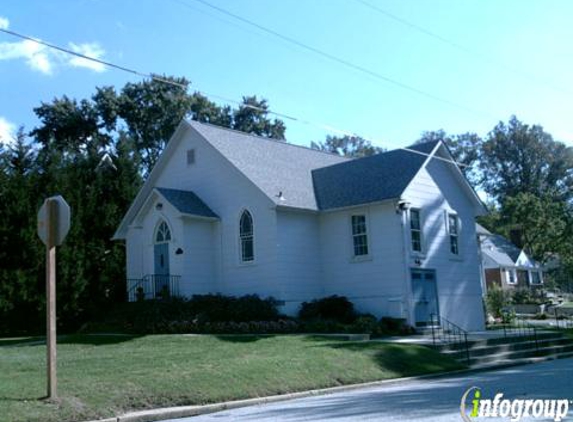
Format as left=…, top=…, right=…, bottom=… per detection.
left=84, top=294, right=282, bottom=334
left=300, top=319, right=347, bottom=333
left=377, top=317, right=414, bottom=336
left=347, top=314, right=378, bottom=334
left=298, top=295, right=357, bottom=324
left=486, top=285, right=510, bottom=318
left=511, top=289, right=547, bottom=305
left=187, top=294, right=280, bottom=323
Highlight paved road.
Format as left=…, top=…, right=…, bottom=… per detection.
left=164, top=358, right=573, bottom=422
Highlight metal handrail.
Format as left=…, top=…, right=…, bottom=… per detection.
left=553, top=307, right=573, bottom=330
left=127, top=274, right=181, bottom=301
left=494, top=316, right=540, bottom=354
left=429, top=313, right=471, bottom=366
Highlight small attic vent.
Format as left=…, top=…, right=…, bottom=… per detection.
left=187, top=149, right=195, bottom=165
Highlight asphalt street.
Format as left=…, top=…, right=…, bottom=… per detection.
left=164, top=358, right=573, bottom=422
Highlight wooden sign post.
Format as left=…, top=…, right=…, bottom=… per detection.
left=37, top=196, right=70, bottom=401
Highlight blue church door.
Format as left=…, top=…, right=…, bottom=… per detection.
left=154, top=243, right=170, bottom=296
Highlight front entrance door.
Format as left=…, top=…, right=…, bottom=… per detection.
left=411, top=269, right=439, bottom=326
left=154, top=243, right=170, bottom=296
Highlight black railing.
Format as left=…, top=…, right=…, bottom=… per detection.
left=552, top=307, right=573, bottom=330
left=127, top=274, right=181, bottom=302
left=491, top=316, right=540, bottom=354
left=429, top=313, right=471, bottom=366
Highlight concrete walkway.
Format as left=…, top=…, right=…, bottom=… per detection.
left=163, top=358, right=573, bottom=422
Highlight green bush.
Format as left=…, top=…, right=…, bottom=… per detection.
left=347, top=314, right=378, bottom=334
left=486, top=285, right=511, bottom=318
left=84, top=294, right=282, bottom=334
left=188, top=294, right=280, bottom=323
left=511, top=289, right=547, bottom=305
left=378, top=317, right=414, bottom=335
left=298, top=295, right=357, bottom=324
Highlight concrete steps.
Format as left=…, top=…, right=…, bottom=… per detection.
left=430, top=331, right=573, bottom=368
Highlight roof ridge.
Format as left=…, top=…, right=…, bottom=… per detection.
left=187, top=119, right=352, bottom=160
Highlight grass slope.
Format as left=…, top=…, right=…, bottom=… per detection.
left=0, top=334, right=462, bottom=422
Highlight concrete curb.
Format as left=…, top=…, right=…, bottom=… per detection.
left=84, top=354, right=572, bottom=422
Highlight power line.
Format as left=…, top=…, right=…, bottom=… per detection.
left=0, top=26, right=468, bottom=168
left=182, top=0, right=495, bottom=119
left=353, top=0, right=573, bottom=95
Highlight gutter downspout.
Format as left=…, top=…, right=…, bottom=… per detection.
left=398, top=200, right=413, bottom=326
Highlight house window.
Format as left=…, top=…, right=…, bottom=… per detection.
left=155, top=221, right=171, bottom=243
left=187, top=149, right=195, bottom=165
left=448, top=213, right=459, bottom=255
left=351, top=215, right=369, bottom=256
left=530, top=271, right=542, bottom=285
left=239, top=210, right=254, bottom=262
left=410, top=209, right=422, bottom=252
left=506, top=269, right=517, bottom=284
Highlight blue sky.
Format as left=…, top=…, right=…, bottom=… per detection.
left=1, top=0, right=572, bottom=150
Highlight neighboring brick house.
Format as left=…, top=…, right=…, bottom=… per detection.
left=477, top=223, right=543, bottom=291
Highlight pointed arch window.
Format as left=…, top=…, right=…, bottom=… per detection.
left=155, top=221, right=171, bottom=243
left=239, top=210, right=254, bottom=262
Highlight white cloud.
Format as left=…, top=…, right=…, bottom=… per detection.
left=0, top=117, right=16, bottom=146
left=0, top=16, right=107, bottom=75
left=68, top=42, right=106, bottom=72
left=0, top=16, right=9, bottom=29
left=0, top=39, right=53, bottom=74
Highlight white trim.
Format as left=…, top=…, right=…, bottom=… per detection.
left=238, top=208, right=255, bottom=265
left=505, top=268, right=518, bottom=285
left=409, top=207, right=424, bottom=256
left=349, top=212, right=371, bottom=260
left=445, top=211, right=462, bottom=259
left=154, top=219, right=173, bottom=244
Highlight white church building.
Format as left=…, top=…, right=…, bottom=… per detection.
left=114, top=119, right=487, bottom=331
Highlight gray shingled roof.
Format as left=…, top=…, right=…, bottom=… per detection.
left=476, top=223, right=492, bottom=236
left=311, top=141, right=439, bottom=210
left=189, top=121, right=349, bottom=210
left=156, top=187, right=218, bottom=218
left=481, top=234, right=522, bottom=266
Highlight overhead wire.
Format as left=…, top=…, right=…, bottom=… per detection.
left=182, top=0, right=495, bottom=119
left=0, top=26, right=468, bottom=168
left=353, top=0, right=573, bottom=95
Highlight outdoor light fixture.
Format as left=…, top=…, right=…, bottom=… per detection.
left=155, top=203, right=163, bottom=211
left=395, top=199, right=411, bottom=214
left=175, top=248, right=184, bottom=255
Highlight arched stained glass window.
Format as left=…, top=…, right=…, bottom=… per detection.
left=239, top=210, right=254, bottom=262
left=155, top=221, right=171, bottom=243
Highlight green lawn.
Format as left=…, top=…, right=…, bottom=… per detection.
left=0, top=334, right=462, bottom=422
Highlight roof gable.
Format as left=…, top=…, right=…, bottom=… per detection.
left=156, top=188, right=218, bottom=218
left=311, top=141, right=439, bottom=210
left=189, top=121, right=349, bottom=210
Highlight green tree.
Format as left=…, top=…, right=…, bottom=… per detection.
left=417, top=129, right=482, bottom=184
left=502, top=193, right=571, bottom=263
left=311, top=135, right=383, bottom=158
left=232, top=96, right=286, bottom=140
left=480, top=116, right=573, bottom=203
left=0, top=76, right=288, bottom=333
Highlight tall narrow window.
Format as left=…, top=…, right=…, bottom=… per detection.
left=239, top=210, right=254, bottom=262
left=530, top=271, right=542, bottom=285
left=351, top=215, right=369, bottom=256
left=410, top=209, right=422, bottom=252
left=506, top=269, right=517, bottom=284
left=155, top=221, right=171, bottom=243
left=448, top=213, right=459, bottom=255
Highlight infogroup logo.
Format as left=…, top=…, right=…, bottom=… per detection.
left=460, top=386, right=571, bottom=422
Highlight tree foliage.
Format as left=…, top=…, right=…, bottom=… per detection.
left=480, top=116, right=573, bottom=203
left=311, top=135, right=384, bottom=158
left=0, top=76, right=286, bottom=334
left=417, top=129, right=482, bottom=184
